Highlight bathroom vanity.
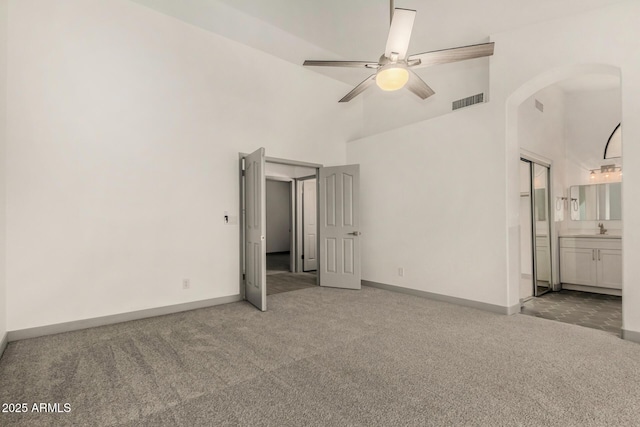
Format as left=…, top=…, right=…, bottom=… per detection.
left=559, top=235, right=622, bottom=295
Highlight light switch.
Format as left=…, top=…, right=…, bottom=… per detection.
left=224, top=211, right=238, bottom=225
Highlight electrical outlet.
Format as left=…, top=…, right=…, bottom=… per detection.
left=398, top=267, right=404, bottom=277
left=182, top=279, right=190, bottom=290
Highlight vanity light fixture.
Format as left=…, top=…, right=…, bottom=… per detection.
left=588, top=165, right=622, bottom=181
left=601, top=165, right=619, bottom=174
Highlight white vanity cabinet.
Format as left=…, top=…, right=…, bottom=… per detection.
left=559, top=236, right=622, bottom=294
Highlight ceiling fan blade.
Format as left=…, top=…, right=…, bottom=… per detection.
left=384, top=8, right=416, bottom=60
left=408, top=42, right=495, bottom=68
left=339, top=74, right=376, bottom=103
left=406, top=71, right=435, bottom=100
left=303, top=60, right=379, bottom=68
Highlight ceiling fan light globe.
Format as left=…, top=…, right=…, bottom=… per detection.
left=376, top=66, right=409, bottom=91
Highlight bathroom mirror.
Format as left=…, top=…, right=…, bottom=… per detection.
left=534, top=188, right=547, bottom=221
left=570, top=183, right=621, bottom=220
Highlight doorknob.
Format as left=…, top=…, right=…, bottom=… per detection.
left=348, top=231, right=361, bottom=236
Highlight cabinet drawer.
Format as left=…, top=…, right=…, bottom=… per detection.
left=559, top=237, right=621, bottom=250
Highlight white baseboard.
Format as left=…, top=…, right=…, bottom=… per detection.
left=622, top=329, right=640, bottom=344
left=362, top=280, right=520, bottom=315
left=7, top=294, right=242, bottom=342
left=562, top=283, right=621, bottom=296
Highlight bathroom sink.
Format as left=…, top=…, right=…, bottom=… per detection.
left=561, top=233, right=621, bottom=239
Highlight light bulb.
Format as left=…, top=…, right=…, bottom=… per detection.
left=376, top=64, right=409, bottom=91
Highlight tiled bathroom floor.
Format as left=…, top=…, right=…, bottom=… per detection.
left=520, top=290, right=621, bottom=336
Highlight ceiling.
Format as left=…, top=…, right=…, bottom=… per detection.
left=216, top=0, right=626, bottom=59
left=133, top=0, right=627, bottom=86
left=555, top=74, right=621, bottom=93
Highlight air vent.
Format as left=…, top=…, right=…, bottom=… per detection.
left=535, top=99, right=544, bottom=112
left=452, top=93, right=484, bottom=110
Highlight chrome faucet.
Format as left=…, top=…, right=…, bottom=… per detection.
left=598, top=223, right=607, bottom=235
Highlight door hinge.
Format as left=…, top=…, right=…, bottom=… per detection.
left=301, top=254, right=304, bottom=260
left=241, top=169, right=246, bottom=176
left=242, top=273, right=246, bottom=281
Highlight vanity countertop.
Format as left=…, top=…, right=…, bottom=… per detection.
left=560, top=234, right=621, bottom=239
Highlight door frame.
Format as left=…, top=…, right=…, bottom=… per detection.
left=520, top=150, right=557, bottom=299
left=265, top=176, right=295, bottom=273
left=239, top=153, right=322, bottom=298
left=296, top=174, right=317, bottom=273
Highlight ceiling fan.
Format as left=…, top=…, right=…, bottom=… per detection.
left=303, top=1, right=495, bottom=103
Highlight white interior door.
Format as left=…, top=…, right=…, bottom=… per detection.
left=303, top=179, right=317, bottom=271
left=244, top=148, right=266, bottom=311
left=319, top=165, right=361, bottom=289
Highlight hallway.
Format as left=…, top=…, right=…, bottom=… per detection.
left=266, top=252, right=317, bottom=296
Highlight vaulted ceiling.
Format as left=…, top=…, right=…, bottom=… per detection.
left=131, top=0, right=628, bottom=87
left=216, top=0, right=624, bottom=59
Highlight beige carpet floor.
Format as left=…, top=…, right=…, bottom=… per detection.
left=1, top=286, right=640, bottom=426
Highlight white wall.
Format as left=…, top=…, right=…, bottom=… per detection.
left=563, top=87, right=622, bottom=234
left=565, top=88, right=622, bottom=184
left=347, top=104, right=508, bottom=307
left=347, top=1, right=640, bottom=329
left=0, top=0, right=7, bottom=341
left=361, top=59, right=490, bottom=138
left=266, top=180, right=290, bottom=253
left=518, top=86, right=567, bottom=213
left=5, top=0, right=359, bottom=331
left=345, top=80, right=566, bottom=309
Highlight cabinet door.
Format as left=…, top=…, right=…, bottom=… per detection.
left=560, top=247, right=597, bottom=286
left=596, top=249, right=622, bottom=289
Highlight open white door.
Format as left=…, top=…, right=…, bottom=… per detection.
left=319, top=165, right=361, bottom=289
left=244, top=148, right=266, bottom=311
left=303, top=179, right=318, bottom=271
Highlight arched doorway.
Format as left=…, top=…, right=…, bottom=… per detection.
left=505, top=64, right=623, bottom=335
